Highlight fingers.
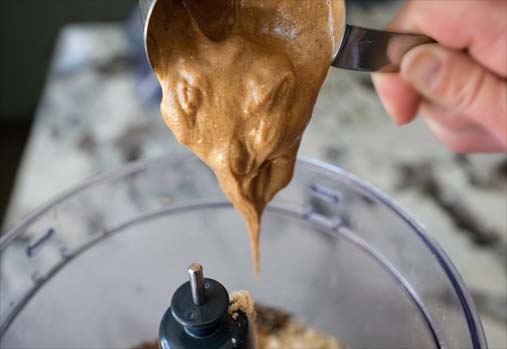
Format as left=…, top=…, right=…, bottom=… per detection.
left=400, top=44, right=507, bottom=147
left=389, top=0, right=507, bottom=77
left=371, top=73, right=420, bottom=124
left=372, top=0, right=506, bottom=126
left=425, top=117, right=503, bottom=153
left=421, top=103, right=506, bottom=153
left=372, top=0, right=507, bottom=153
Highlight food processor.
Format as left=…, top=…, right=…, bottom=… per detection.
left=0, top=154, right=487, bottom=348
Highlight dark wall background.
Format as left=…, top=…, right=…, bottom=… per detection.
left=0, top=0, right=137, bottom=123
left=0, top=0, right=136, bottom=225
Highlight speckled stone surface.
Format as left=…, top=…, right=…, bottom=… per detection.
left=3, top=2, right=506, bottom=347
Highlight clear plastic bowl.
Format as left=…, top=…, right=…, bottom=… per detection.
left=0, top=154, right=487, bottom=348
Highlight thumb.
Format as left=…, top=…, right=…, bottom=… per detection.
left=400, top=44, right=507, bottom=145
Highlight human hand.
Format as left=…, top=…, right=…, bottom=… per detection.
left=372, top=0, right=507, bottom=153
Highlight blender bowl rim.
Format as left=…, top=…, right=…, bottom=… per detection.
left=0, top=154, right=487, bottom=348
left=304, top=158, right=487, bottom=349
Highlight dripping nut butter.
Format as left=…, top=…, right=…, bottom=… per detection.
left=146, top=0, right=344, bottom=272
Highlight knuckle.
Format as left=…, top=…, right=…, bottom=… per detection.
left=484, top=21, right=507, bottom=77
left=444, top=136, right=473, bottom=153
left=453, top=67, right=487, bottom=114
left=492, top=83, right=507, bottom=123
left=447, top=140, right=468, bottom=153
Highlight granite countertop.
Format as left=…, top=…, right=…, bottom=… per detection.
left=3, top=2, right=506, bottom=347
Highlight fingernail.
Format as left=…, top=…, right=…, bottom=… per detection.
left=402, top=48, right=442, bottom=92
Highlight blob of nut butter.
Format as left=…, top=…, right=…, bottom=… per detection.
left=146, top=0, right=344, bottom=273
